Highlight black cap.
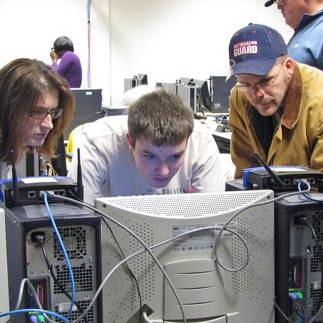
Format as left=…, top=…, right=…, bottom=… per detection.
left=264, top=0, right=275, bottom=7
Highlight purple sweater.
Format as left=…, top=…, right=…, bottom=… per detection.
left=52, top=51, right=82, bottom=88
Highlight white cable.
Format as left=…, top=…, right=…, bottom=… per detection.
left=14, top=278, right=29, bottom=310
left=52, top=185, right=311, bottom=322
left=142, top=311, right=153, bottom=323
left=12, top=278, right=56, bottom=323
left=73, top=225, right=245, bottom=322
left=51, top=195, right=187, bottom=323
left=213, top=182, right=311, bottom=272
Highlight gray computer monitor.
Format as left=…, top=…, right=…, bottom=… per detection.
left=210, top=76, right=235, bottom=113
left=96, top=190, right=275, bottom=323
left=64, top=88, right=103, bottom=140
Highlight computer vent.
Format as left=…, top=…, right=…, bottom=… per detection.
left=102, top=190, right=271, bottom=218
left=104, top=219, right=156, bottom=317
left=231, top=205, right=273, bottom=310
left=54, top=226, right=87, bottom=261
left=54, top=299, right=94, bottom=322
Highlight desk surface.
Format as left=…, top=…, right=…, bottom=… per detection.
left=199, top=118, right=232, bottom=137
left=198, top=117, right=232, bottom=153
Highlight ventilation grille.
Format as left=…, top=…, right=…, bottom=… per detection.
left=101, top=190, right=271, bottom=218
left=105, top=219, right=155, bottom=319
left=310, top=284, right=323, bottom=316
left=310, top=210, right=323, bottom=316
left=98, top=190, right=274, bottom=322
left=54, top=263, right=93, bottom=293
left=310, top=245, right=323, bottom=272
left=54, top=299, right=94, bottom=322
left=313, top=212, right=323, bottom=241
left=311, top=212, right=323, bottom=273
left=26, top=223, right=98, bottom=322
left=231, top=205, right=273, bottom=310
left=54, top=226, right=87, bottom=261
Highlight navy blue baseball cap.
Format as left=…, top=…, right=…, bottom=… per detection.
left=228, top=24, right=287, bottom=77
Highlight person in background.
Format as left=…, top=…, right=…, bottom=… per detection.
left=69, top=90, right=225, bottom=205
left=0, top=58, right=75, bottom=179
left=50, top=36, right=82, bottom=87
left=265, top=0, right=323, bottom=70
left=227, top=23, right=323, bottom=178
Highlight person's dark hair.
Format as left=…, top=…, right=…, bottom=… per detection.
left=53, top=36, right=74, bottom=53
left=0, top=58, right=75, bottom=162
left=128, top=90, right=194, bottom=146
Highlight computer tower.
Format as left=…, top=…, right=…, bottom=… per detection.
left=275, top=193, right=323, bottom=322
left=0, top=203, right=102, bottom=322
left=177, top=84, right=198, bottom=114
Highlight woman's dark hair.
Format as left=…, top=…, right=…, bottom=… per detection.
left=0, top=58, right=75, bottom=162
left=53, top=36, right=74, bottom=53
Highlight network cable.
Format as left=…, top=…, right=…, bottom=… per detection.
left=5, top=278, right=56, bottom=323
left=85, top=226, right=245, bottom=322
left=46, top=183, right=316, bottom=323
left=213, top=180, right=311, bottom=272
left=274, top=299, right=293, bottom=323
left=40, top=244, right=88, bottom=322
left=273, top=181, right=323, bottom=323
left=297, top=181, right=323, bottom=323
left=0, top=308, right=69, bottom=322
left=80, top=225, right=246, bottom=322
left=45, top=193, right=188, bottom=323
left=101, top=217, right=143, bottom=323
left=43, top=192, right=76, bottom=319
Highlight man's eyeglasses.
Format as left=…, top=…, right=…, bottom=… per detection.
left=28, top=107, right=63, bottom=120
left=236, top=63, right=284, bottom=93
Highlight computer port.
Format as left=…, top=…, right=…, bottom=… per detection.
left=53, top=189, right=66, bottom=196
left=289, top=257, right=304, bottom=289
left=26, top=277, right=50, bottom=317
left=39, top=190, right=65, bottom=197
left=30, top=231, right=46, bottom=245
left=283, top=178, right=291, bottom=185
left=27, top=191, right=36, bottom=198
left=308, top=178, right=315, bottom=185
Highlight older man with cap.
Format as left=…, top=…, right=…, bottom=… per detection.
left=264, top=0, right=323, bottom=70
left=227, top=23, right=323, bottom=178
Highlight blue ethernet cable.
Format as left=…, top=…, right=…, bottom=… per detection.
left=0, top=308, right=69, bottom=322
left=43, top=192, right=76, bottom=319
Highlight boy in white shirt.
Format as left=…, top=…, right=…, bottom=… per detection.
left=70, top=90, right=225, bottom=205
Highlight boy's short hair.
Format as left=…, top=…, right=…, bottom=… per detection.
left=128, top=90, right=194, bottom=146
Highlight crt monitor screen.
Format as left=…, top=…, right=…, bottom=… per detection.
left=95, top=190, right=275, bottom=323
left=210, top=76, right=236, bottom=113
left=64, top=88, right=103, bottom=140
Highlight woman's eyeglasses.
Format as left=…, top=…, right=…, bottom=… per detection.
left=28, top=107, right=63, bottom=120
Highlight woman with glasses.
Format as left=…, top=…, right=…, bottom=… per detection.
left=0, top=58, right=75, bottom=179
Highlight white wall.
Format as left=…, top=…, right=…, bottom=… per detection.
left=109, top=0, right=293, bottom=104
left=0, top=0, right=110, bottom=102
left=0, top=0, right=292, bottom=106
